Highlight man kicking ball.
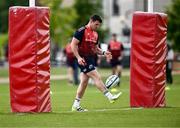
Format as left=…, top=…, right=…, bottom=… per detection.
left=71, top=14, right=122, bottom=112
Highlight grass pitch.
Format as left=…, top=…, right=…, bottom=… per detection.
left=0, top=67, right=180, bottom=127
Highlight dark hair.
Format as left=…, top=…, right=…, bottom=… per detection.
left=112, top=33, right=117, bottom=37
left=90, top=14, right=102, bottom=23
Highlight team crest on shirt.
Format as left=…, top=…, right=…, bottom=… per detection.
left=83, top=68, right=87, bottom=72
left=89, top=64, right=93, bottom=69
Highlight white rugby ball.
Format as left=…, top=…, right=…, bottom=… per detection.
left=105, top=75, right=120, bottom=89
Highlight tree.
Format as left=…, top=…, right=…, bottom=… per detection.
left=0, top=0, right=28, bottom=60
left=166, top=0, right=180, bottom=51
left=0, top=0, right=28, bottom=33
left=73, top=0, right=109, bottom=43
left=39, top=0, right=77, bottom=47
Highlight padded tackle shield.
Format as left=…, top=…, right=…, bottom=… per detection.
left=9, top=7, right=51, bottom=112
left=130, top=12, right=167, bottom=107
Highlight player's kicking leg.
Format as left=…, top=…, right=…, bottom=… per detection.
left=87, top=69, right=122, bottom=103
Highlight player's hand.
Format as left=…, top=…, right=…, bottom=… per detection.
left=106, top=58, right=110, bottom=63
left=105, top=51, right=112, bottom=60
left=77, top=57, right=86, bottom=66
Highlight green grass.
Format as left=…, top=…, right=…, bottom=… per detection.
left=0, top=68, right=180, bottom=127
left=0, top=33, right=8, bottom=59
left=0, top=67, right=9, bottom=77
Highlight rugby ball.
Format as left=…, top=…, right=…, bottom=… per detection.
left=105, top=75, right=120, bottom=89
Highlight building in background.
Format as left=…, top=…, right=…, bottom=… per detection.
left=103, top=0, right=172, bottom=42
left=103, top=0, right=133, bottom=43
left=134, top=0, right=172, bottom=12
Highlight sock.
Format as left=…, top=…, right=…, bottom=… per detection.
left=103, top=90, right=113, bottom=100
left=72, top=97, right=81, bottom=108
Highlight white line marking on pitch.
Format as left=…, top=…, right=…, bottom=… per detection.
left=57, top=107, right=143, bottom=113
left=12, top=108, right=143, bottom=115
left=93, top=107, right=143, bottom=112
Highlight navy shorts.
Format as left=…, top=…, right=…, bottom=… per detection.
left=110, top=59, right=122, bottom=67
left=78, top=56, right=96, bottom=73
